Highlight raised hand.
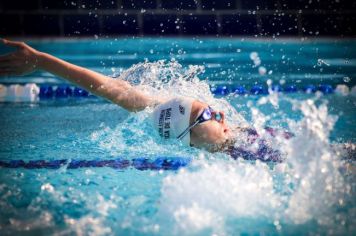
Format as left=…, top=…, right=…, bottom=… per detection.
left=0, top=39, right=157, bottom=111
left=0, top=39, right=41, bottom=76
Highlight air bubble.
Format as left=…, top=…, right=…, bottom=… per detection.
left=258, top=66, right=267, bottom=75
left=317, top=59, right=330, bottom=67
left=250, top=52, right=258, bottom=60
left=343, top=76, right=350, bottom=83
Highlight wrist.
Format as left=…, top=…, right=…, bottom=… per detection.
left=35, top=52, right=48, bottom=70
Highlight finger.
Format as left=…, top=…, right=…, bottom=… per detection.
left=0, top=70, right=19, bottom=76
left=0, top=65, right=27, bottom=74
left=0, top=55, right=12, bottom=63
left=0, top=59, right=22, bottom=67
left=0, top=67, right=16, bottom=72
left=2, top=39, right=25, bottom=49
left=0, top=68, right=24, bottom=76
left=0, top=64, right=18, bottom=71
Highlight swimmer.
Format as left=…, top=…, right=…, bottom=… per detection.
left=0, top=39, right=234, bottom=150
left=0, top=39, right=353, bottom=162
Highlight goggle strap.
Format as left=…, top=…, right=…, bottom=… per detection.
left=177, top=120, right=200, bottom=140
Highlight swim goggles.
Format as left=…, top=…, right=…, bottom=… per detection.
left=177, top=106, right=222, bottom=140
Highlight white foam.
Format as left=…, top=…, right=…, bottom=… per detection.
left=0, top=83, right=39, bottom=102
left=281, top=99, right=345, bottom=225
left=334, top=84, right=349, bottom=96
left=155, top=94, right=351, bottom=235
left=86, top=60, right=352, bottom=235
left=157, top=159, right=282, bottom=235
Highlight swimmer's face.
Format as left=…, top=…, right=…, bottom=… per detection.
left=190, top=102, right=231, bottom=149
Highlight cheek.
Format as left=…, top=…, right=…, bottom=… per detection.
left=199, top=123, right=223, bottom=142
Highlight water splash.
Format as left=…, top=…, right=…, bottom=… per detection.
left=91, top=60, right=248, bottom=157
left=117, top=59, right=206, bottom=98
left=120, top=59, right=247, bottom=125
left=281, top=98, right=346, bottom=227
left=66, top=60, right=355, bottom=235
left=62, top=194, right=116, bottom=236
left=158, top=159, right=281, bottom=235
left=155, top=93, right=353, bottom=235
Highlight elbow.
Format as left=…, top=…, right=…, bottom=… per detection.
left=117, top=99, right=146, bottom=112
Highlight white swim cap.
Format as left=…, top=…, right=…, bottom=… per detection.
left=152, top=97, right=194, bottom=145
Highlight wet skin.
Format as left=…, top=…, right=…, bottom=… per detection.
left=189, top=100, right=232, bottom=150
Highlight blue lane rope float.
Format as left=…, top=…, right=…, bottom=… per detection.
left=0, top=83, right=339, bottom=101
left=231, top=85, right=246, bottom=95
left=0, top=153, right=282, bottom=172
left=39, top=85, right=90, bottom=98
left=318, top=84, right=334, bottom=94
left=303, top=84, right=317, bottom=93
left=250, top=85, right=267, bottom=95
left=211, top=85, right=230, bottom=95
left=284, top=85, right=298, bottom=93
left=39, top=85, right=54, bottom=98
left=0, top=157, right=191, bottom=171
left=211, top=84, right=336, bottom=96
left=73, top=87, right=89, bottom=97
left=54, top=85, right=73, bottom=98
left=271, top=85, right=282, bottom=92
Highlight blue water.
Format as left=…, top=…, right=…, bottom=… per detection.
left=0, top=38, right=355, bottom=235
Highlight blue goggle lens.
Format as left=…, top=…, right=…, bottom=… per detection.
left=202, top=108, right=212, bottom=120
left=199, top=107, right=222, bottom=123
left=215, top=112, right=222, bottom=121
left=177, top=106, right=223, bottom=140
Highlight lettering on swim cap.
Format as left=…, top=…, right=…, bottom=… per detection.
left=165, top=108, right=172, bottom=120
left=179, top=105, right=185, bottom=115
left=158, top=108, right=172, bottom=139
left=164, top=130, right=170, bottom=138
left=158, top=110, right=164, bottom=136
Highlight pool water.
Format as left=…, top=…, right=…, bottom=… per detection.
left=0, top=38, right=355, bottom=235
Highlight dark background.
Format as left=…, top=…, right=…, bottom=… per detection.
left=0, top=0, right=355, bottom=37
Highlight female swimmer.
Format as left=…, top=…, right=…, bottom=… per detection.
left=1, top=39, right=352, bottom=162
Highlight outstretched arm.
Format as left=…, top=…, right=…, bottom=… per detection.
left=0, top=39, right=160, bottom=111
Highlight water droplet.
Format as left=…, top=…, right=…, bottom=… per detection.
left=258, top=66, right=267, bottom=75
left=317, top=59, right=330, bottom=67
left=250, top=52, right=258, bottom=60
left=343, top=76, right=350, bottom=83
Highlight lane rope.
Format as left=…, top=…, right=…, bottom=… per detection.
left=0, top=83, right=341, bottom=102
left=0, top=157, right=191, bottom=171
